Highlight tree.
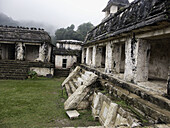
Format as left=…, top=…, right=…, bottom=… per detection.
left=54, top=22, right=94, bottom=41
left=77, top=22, right=94, bottom=41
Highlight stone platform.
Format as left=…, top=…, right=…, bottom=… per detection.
left=80, top=64, right=170, bottom=124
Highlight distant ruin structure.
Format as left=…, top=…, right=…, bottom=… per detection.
left=53, top=40, right=82, bottom=76
left=0, top=26, right=54, bottom=79
left=0, top=26, right=52, bottom=62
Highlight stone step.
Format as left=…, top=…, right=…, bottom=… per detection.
left=81, top=65, right=170, bottom=112
left=0, top=68, right=28, bottom=71
left=101, top=80, right=170, bottom=123
left=65, top=84, right=72, bottom=97
left=0, top=76, right=27, bottom=80
left=69, top=81, right=77, bottom=93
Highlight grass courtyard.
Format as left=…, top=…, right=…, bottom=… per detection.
left=0, top=77, right=100, bottom=128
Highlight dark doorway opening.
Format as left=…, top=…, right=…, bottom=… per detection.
left=101, top=46, right=106, bottom=68
left=62, top=59, right=67, bottom=68
left=8, top=44, right=15, bottom=60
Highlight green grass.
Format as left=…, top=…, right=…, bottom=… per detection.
left=0, top=77, right=100, bottom=128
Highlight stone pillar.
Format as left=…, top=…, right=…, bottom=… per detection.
left=124, top=38, right=150, bottom=83
left=112, top=43, right=122, bottom=73
left=105, top=42, right=113, bottom=73
left=81, top=48, right=85, bottom=64
left=92, top=46, right=97, bottom=67
left=105, top=42, right=122, bottom=74
left=16, top=42, right=24, bottom=61
left=86, top=47, right=90, bottom=65
left=36, top=42, right=48, bottom=62
left=89, top=47, right=93, bottom=66
left=96, top=46, right=103, bottom=68
left=168, top=66, right=170, bottom=96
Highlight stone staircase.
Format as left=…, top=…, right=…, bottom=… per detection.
left=0, top=60, right=29, bottom=80
left=62, top=66, right=98, bottom=110
left=54, top=69, right=70, bottom=77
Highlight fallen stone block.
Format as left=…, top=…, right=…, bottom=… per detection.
left=66, top=110, right=80, bottom=119
left=64, top=71, right=98, bottom=110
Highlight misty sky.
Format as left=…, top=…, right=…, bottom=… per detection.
left=0, top=0, right=134, bottom=29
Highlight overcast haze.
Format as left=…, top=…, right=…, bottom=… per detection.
left=0, top=0, right=134, bottom=34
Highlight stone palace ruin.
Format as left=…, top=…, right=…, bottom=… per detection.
left=0, top=26, right=54, bottom=79
left=62, top=0, right=170, bottom=127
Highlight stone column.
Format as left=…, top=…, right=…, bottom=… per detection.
left=86, top=47, right=90, bottom=65
left=89, top=47, right=93, bottom=66
left=81, top=48, right=85, bottom=64
left=124, top=38, right=150, bottom=83
left=92, top=46, right=97, bottom=67
left=36, top=42, right=48, bottom=62
left=16, top=42, right=24, bottom=61
left=96, top=46, right=103, bottom=68
left=112, top=43, right=122, bottom=73
left=105, top=42, right=113, bottom=73
left=168, top=66, right=170, bottom=96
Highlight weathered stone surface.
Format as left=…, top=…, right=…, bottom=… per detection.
left=66, top=110, right=80, bottom=119
left=168, top=66, right=170, bottom=96
left=104, top=102, right=118, bottom=127
left=81, top=64, right=170, bottom=112
left=99, top=101, right=110, bottom=125
left=154, top=124, right=170, bottom=128
left=64, top=71, right=98, bottom=110
left=0, top=25, right=50, bottom=43
left=16, top=42, right=24, bottom=61
left=84, top=0, right=169, bottom=44
left=124, top=38, right=150, bottom=83
left=62, top=66, right=81, bottom=87
left=114, top=114, right=129, bottom=127
left=92, top=92, right=103, bottom=119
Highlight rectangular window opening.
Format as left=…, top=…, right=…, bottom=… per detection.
left=62, top=59, right=67, bottom=68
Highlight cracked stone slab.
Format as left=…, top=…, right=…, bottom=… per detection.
left=66, top=110, right=80, bottom=119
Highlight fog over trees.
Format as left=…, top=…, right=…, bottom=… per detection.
left=0, top=12, right=56, bottom=35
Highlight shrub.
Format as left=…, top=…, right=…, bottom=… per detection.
left=28, top=70, right=37, bottom=79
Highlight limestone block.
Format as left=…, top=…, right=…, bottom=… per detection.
left=66, top=110, right=80, bottom=119
left=155, top=124, right=170, bottom=128
left=77, top=101, right=89, bottom=110
left=64, top=72, right=98, bottom=110
left=88, top=126, right=104, bottom=128
left=114, top=114, right=129, bottom=127
left=76, top=77, right=84, bottom=87
left=81, top=74, right=89, bottom=81
left=99, top=101, right=110, bottom=125
left=62, top=66, right=81, bottom=87
left=104, top=102, right=119, bottom=127
left=92, top=92, right=103, bottom=119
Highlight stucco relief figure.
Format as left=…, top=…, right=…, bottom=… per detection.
left=16, top=43, right=24, bottom=60
left=36, top=42, right=48, bottom=62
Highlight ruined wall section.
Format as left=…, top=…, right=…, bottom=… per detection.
left=149, top=39, right=170, bottom=80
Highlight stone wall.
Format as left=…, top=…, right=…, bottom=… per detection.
left=30, top=67, right=54, bottom=76
left=25, top=45, right=39, bottom=61
left=55, top=55, right=77, bottom=69
left=149, top=39, right=170, bottom=80
left=56, top=43, right=81, bottom=50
